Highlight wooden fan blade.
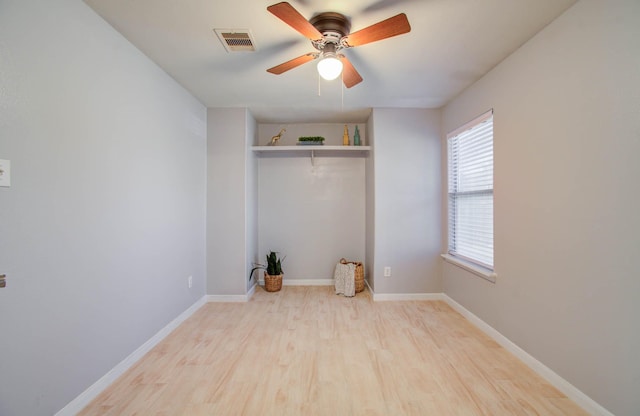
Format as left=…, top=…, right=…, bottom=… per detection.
left=267, top=2, right=323, bottom=40
left=267, top=53, right=316, bottom=75
left=342, top=13, right=411, bottom=47
left=340, top=56, right=363, bottom=88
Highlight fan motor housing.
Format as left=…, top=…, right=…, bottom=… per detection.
left=309, top=12, right=351, bottom=38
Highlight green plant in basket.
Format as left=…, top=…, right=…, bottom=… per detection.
left=266, top=251, right=284, bottom=275
left=249, top=251, right=285, bottom=292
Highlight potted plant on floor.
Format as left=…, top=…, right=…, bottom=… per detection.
left=250, top=251, right=285, bottom=292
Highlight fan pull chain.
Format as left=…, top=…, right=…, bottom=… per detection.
left=341, top=73, right=344, bottom=111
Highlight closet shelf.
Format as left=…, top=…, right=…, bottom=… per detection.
left=252, top=145, right=370, bottom=158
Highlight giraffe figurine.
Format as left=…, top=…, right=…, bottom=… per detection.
left=268, top=128, right=286, bottom=146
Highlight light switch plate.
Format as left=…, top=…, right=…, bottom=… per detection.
left=0, top=159, right=10, bottom=187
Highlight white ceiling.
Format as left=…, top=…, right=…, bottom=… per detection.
left=84, top=0, right=576, bottom=122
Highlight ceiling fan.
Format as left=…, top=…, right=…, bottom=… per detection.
left=266, top=2, right=411, bottom=88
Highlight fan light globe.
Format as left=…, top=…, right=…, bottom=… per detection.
left=317, top=56, right=343, bottom=81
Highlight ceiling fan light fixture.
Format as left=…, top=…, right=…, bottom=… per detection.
left=266, top=3, right=411, bottom=88
left=317, top=54, right=343, bottom=80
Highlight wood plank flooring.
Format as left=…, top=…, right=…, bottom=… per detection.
left=79, top=286, right=587, bottom=415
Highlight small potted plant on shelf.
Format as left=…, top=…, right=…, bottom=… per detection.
left=297, top=136, right=325, bottom=145
left=250, top=251, right=285, bottom=292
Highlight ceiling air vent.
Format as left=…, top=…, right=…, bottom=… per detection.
left=214, top=29, right=256, bottom=52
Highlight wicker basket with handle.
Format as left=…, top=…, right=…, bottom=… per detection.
left=340, top=258, right=364, bottom=293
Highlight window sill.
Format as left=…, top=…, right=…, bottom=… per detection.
left=441, top=254, right=497, bottom=283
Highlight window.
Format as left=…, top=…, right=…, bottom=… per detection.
left=447, top=110, right=494, bottom=271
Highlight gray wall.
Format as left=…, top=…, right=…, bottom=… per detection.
left=371, top=109, right=442, bottom=294
left=245, top=113, right=259, bottom=290
left=0, top=1, right=207, bottom=415
left=441, top=0, right=640, bottom=414
left=206, top=108, right=251, bottom=295
left=365, top=116, right=376, bottom=291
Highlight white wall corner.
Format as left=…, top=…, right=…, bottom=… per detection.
left=442, top=295, right=614, bottom=416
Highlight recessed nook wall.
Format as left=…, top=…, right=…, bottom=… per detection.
left=256, top=123, right=366, bottom=282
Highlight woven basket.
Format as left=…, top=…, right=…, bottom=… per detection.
left=340, top=258, right=364, bottom=293
left=264, top=272, right=283, bottom=292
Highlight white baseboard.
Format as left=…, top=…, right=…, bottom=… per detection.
left=247, top=282, right=256, bottom=298
left=284, top=278, right=334, bottom=286
left=207, top=294, right=250, bottom=302
left=207, top=283, right=256, bottom=302
left=366, top=280, right=445, bottom=301
left=364, top=277, right=373, bottom=293
left=443, top=295, right=614, bottom=416
left=257, top=278, right=334, bottom=286
left=55, top=295, right=208, bottom=416
left=373, top=292, right=445, bottom=301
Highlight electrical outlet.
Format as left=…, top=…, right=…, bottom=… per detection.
left=188, top=275, right=193, bottom=288
left=384, top=267, right=391, bottom=277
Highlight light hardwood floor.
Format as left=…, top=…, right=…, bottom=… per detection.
left=79, top=286, right=587, bottom=415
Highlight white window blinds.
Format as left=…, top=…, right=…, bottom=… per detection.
left=447, top=110, right=494, bottom=269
